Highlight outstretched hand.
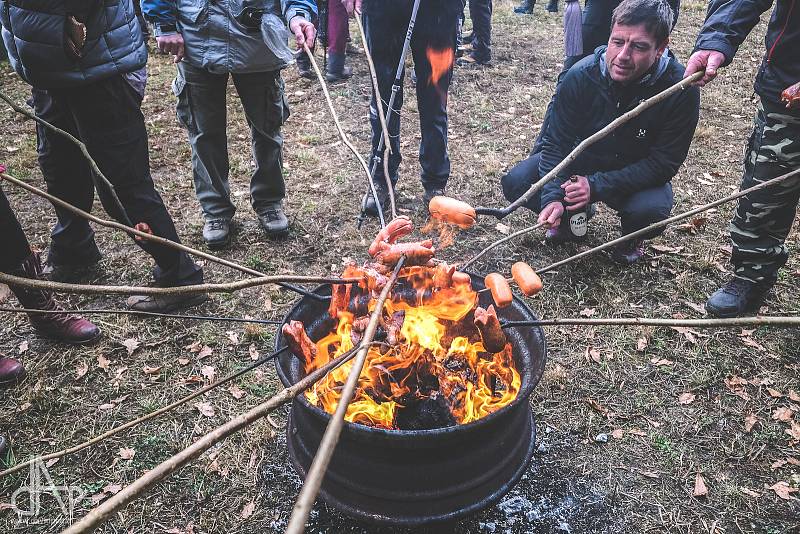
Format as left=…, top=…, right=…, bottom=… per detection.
left=290, top=16, right=316, bottom=49
left=684, top=50, right=726, bottom=86
left=156, top=34, right=185, bottom=64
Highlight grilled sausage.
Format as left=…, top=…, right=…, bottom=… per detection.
left=375, top=240, right=435, bottom=267
left=474, top=305, right=507, bottom=353
left=451, top=271, right=472, bottom=289
left=282, top=320, right=318, bottom=363
left=428, top=196, right=477, bottom=229
left=782, top=81, right=800, bottom=110
left=368, top=216, right=414, bottom=257
left=484, top=273, right=513, bottom=308
left=433, top=263, right=456, bottom=289
left=511, top=262, right=543, bottom=296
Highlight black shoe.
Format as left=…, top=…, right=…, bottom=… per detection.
left=610, top=239, right=646, bottom=265
left=325, top=65, right=353, bottom=83
left=457, top=52, right=490, bottom=66
left=296, top=57, right=315, bottom=80
left=514, top=0, right=535, bottom=14
left=546, top=0, right=558, bottom=11
left=258, top=203, right=289, bottom=236
left=423, top=187, right=446, bottom=207
left=705, top=278, right=771, bottom=318
left=362, top=188, right=390, bottom=217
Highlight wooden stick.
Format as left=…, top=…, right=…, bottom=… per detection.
left=354, top=12, right=397, bottom=220
left=0, top=271, right=359, bottom=297
left=474, top=71, right=704, bottom=220
left=0, top=172, right=327, bottom=300
left=501, top=316, right=800, bottom=328
left=0, top=306, right=284, bottom=325
left=0, top=89, right=131, bottom=226
left=0, top=347, right=289, bottom=479
left=461, top=222, right=544, bottom=269
left=60, top=346, right=360, bottom=534
left=285, top=256, right=406, bottom=534
left=301, top=43, right=387, bottom=228
left=536, top=167, right=800, bottom=274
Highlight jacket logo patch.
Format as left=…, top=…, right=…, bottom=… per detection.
left=636, top=128, right=647, bottom=139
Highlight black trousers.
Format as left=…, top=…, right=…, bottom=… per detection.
left=31, top=75, right=202, bottom=286
left=468, top=0, right=492, bottom=61
left=500, top=153, right=673, bottom=238
left=362, top=0, right=461, bottom=191
left=0, top=187, right=31, bottom=273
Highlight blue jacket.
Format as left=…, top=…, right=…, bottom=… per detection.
left=141, top=0, right=317, bottom=74
left=539, top=47, right=700, bottom=208
left=0, top=0, right=147, bottom=89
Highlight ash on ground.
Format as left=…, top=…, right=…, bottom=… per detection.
left=257, top=412, right=619, bottom=533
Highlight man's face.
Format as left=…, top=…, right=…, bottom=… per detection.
left=605, top=22, right=667, bottom=84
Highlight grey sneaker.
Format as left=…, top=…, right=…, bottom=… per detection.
left=126, top=292, right=209, bottom=313
left=203, top=218, right=231, bottom=248
left=258, top=204, right=289, bottom=236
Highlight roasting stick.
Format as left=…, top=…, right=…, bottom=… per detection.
left=473, top=71, right=704, bottom=220
left=501, top=316, right=800, bottom=328
left=285, top=256, right=407, bottom=534
left=0, top=346, right=290, bottom=479
left=301, top=43, right=387, bottom=229
left=0, top=172, right=335, bottom=301
left=461, top=222, right=545, bottom=269
left=354, top=11, right=397, bottom=220
left=61, top=344, right=365, bottom=534
left=0, top=305, right=284, bottom=325
left=0, top=270, right=359, bottom=297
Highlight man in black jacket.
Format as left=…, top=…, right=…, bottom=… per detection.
left=685, top=0, right=799, bottom=318
left=502, top=0, right=699, bottom=264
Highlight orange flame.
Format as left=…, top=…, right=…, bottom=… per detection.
left=303, top=264, right=520, bottom=429
left=427, top=47, right=454, bottom=88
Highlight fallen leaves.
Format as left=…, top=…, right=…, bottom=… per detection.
left=786, top=421, right=800, bottom=441
left=17, top=340, right=28, bottom=354
left=636, top=337, right=649, bottom=352
left=240, top=500, right=256, bottom=519
left=186, top=341, right=213, bottom=360
left=670, top=326, right=702, bottom=345
left=772, top=407, right=794, bottom=422
left=650, top=357, right=673, bottom=367
left=97, top=354, right=111, bottom=372
left=678, top=392, right=696, bottom=405
left=585, top=346, right=601, bottom=364
left=579, top=307, right=596, bottom=318
left=143, top=365, right=163, bottom=376
left=228, top=385, right=246, bottom=400
left=693, top=474, right=709, bottom=497
left=195, top=402, right=215, bottom=417
left=744, top=413, right=759, bottom=433
left=200, top=365, right=216, bottom=382
left=75, top=360, right=89, bottom=379
left=586, top=399, right=614, bottom=418
left=676, top=216, right=707, bottom=234
left=724, top=375, right=751, bottom=401
left=789, top=390, right=800, bottom=403
left=225, top=331, right=240, bottom=345
left=121, top=338, right=140, bottom=356
left=611, top=429, right=624, bottom=440
left=766, top=481, right=798, bottom=500
left=119, top=447, right=136, bottom=460
left=249, top=344, right=260, bottom=361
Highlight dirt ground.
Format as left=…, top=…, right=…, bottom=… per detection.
left=1, top=1, right=799, bottom=532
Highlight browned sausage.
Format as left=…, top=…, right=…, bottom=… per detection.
left=433, top=263, right=456, bottom=289
left=328, top=283, right=352, bottom=318
left=473, top=305, right=507, bottom=353
left=451, top=271, right=472, bottom=288
left=511, top=262, right=543, bottom=296
left=282, top=320, right=318, bottom=363
left=376, top=240, right=435, bottom=267
left=484, top=273, right=513, bottom=308
left=428, top=196, right=477, bottom=229
left=368, top=216, right=414, bottom=256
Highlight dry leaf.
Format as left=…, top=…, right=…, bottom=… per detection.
left=226, top=331, right=240, bottom=345
left=676, top=217, right=707, bottom=234
left=200, top=365, right=216, bottom=382
left=585, top=346, right=601, bottom=363
left=178, top=358, right=190, bottom=366
left=98, top=403, right=115, bottom=411
left=249, top=344, right=260, bottom=360
left=671, top=327, right=699, bottom=344
left=104, top=484, right=123, bottom=495
left=684, top=301, right=707, bottom=315
left=579, top=307, right=596, bottom=318
left=17, top=340, right=28, bottom=354
left=228, top=385, right=246, bottom=399
left=611, top=429, right=624, bottom=439
left=111, top=394, right=129, bottom=404
left=741, top=336, right=766, bottom=352
left=185, top=341, right=202, bottom=352
left=651, top=358, right=673, bottom=367
left=97, top=354, right=111, bottom=372
left=744, top=413, right=759, bottom=433
left=121, top=338, right=140, bottom=356
left=495, top=223, right=511, bottom=235
left=195, top=402, right=215, bottom=417
left=789, top=390, right=800, bottom=403
left=636, top=337, right=648, bottom=352
left=119, top=447, right=136, bottom=460
left=771, top=459, right=788, bottom=470
left=639, top=470, right=660, bottom=479
left=197, top=346, right=213, bottom=360
left=786, top=421, right=800, bottom=441
left=788, top=457, right=800, bottom=466
left=773, top=407, right=794, bottom=422
left=650, top=244, right=683, bottom=254
left=767, top=387, right=783, bottom=398
left=678, top=392, right=696, bottom=405
left=628, top=428, right=647, bottom=437
left=143, top=365, right=163, bottom=376
left=740, top=487, right=761, bottom=498
left=693, top=474, right=709, bottom=497
left=766, top=481, right=798, bottom=500
left=240, top=500, right=256, bottom=519
left=587, top=398, right=613, bottom=418
left=75, top=360, right=89, bottom=379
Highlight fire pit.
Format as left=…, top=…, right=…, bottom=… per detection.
left=275, top=271, right=546, bottom=526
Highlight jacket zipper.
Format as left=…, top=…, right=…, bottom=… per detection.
left=767, top=0, right=795, bottom=63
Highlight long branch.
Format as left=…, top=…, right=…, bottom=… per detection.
left=0, top=271, right=358, bottom=297
left=0, top=172, right=327, bottom=300
left=461, top=222, right=544, bottom=269
left=474, top=71, right=704, bottom=220
left=536, top=167, right=800, bottom=274
left=301, top=43, right=387, bottom=228
left=0, top=347, right=289, bottom=479
left=285, top=256, right=406, bottom=534
left=0, top=306, right=284, bottom=325
left=60, top=346, right=360, bottom=534
left=501, top=316, right=800, bottom=328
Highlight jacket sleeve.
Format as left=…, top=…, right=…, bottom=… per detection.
left=140, top=0, right=177, bottom=25
left=587, top=85, right=700, bottom=202
left=538, top=70, right=584, bottom=208
left=693, top=0, right=775, bottom=65
left=282, top=0, right=318, bottom=23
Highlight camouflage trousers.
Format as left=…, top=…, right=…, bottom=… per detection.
left=730, top=98, right=800, bottom=285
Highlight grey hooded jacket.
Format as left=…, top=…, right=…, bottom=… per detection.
left=0, top=0, right=147, bottom=89
left=141, top=0, right=317, bottom=74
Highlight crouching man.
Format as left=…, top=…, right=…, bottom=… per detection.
left=501, top=0, right=699, bottom=264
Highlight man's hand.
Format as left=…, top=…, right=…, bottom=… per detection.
left=290, top=16, right=316, bottom=49
left=781, top=81, right=800, bottom=110
left=684, top=50, right=726, bottom=86
left=538, top=202, right=565, bottom=228
left=562, top=175, right=590, bottom=211
left=156, top=33, right=185, bottom=64
left=342, top=0, right=363, bottom=17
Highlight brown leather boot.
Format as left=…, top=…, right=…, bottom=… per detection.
left=9, top=252, right=101, bottom=344
left=0, top=356, right=26, bottom=389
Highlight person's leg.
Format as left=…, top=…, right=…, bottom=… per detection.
left=500, top=153, right=545, bottom=213
left=514, top=0, right=536, bottom=14
left=30, top=88, right=101, bottom=268
left=464, top=0, right=491, bottom=64
left=607, top=182, right=673, bottom=238
left=175, top=62, right=235, bottom=223
left=0, top=186, right=31, bottom=274
left=326, top=0, right=351, bottom=79
left=232, top=70, right=290, bottom=234
left=64, top=75, right=203, bottom=288
left=412, top=0, right=459, bottom=197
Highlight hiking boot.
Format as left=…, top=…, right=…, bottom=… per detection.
left=610, top=239, right=646, bottom=265
left=41, top=257, right=102, bottom=283
left=296, top=55, right=315, bottom=80
left=546, top=0, right=559, bottom=12
left=0, top=357, right=26, bottom=389
left=457, top=52, right=490, bottom=66
left=258, top=203, right=289, bottom=236
left=514, top=0, right=535, bottom=14
left=705, top=278, right=771, bottom=318
left=126, top=292, right=209, bottom=313
left=362, top=187, right=391, bottom=217
left=423, top=187, right=446, bottom=207
left=544, top=224, right=574, bottom=246
left=203, top=218, right=231, bottom=249
left=326, top=65, right=353, bottom=83
left=10, top=252, right=101, bottom=344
